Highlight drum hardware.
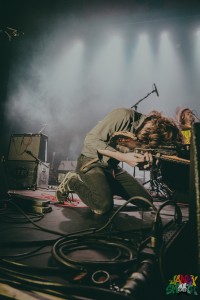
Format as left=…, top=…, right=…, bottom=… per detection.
left=143, top=158, right=174, bottom=201
left=130, top=146, right=177, bottom=201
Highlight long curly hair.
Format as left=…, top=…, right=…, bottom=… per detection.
left=136, top=111, right=182, bottom=148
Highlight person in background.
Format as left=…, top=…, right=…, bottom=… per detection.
left=176, top=107, right=196, bottom=145
left=56, top=107, right=182, bottom=215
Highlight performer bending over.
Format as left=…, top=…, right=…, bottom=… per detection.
left=56, top=108, right=181, bottom=215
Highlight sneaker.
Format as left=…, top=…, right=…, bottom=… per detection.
left=56, top=172, right=77, bottom=202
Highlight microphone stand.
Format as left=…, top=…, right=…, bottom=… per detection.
left=131, top=85, right=157, bottom=177
left=131, top=87, right=156, bottom=111
left=25, top=150, right=49, bottom=169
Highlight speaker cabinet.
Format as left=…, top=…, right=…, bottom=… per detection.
left=6, top=160, right=49, bottom=190
left=7, top=134, right=48, bottom=162
left=189, top=122, right=200, bottom=274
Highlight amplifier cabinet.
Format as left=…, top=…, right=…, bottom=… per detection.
left=7, top=134, right=48, bottom=162
left=6, top=161, right=49, bottom=190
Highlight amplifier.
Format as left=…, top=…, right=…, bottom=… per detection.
left=6, top=160, right=49, bottom=190
left=7, top=133, right=48, bottom=162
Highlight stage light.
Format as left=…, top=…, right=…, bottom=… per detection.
left=193, top=28, right=200, bottom=71
left=128, top=31, right=154, bottom=90
left=160, top=31, right=169, bottom=39
left=157, top=28, right=188, bottom=112
left=196, top=29, right=200, bottom=37
left=89, top=33, right=124, bottom=92
left=138, top=33, right=148, bottom=42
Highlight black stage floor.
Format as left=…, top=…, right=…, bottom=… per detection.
left=0, top=187, right=196, bottom=300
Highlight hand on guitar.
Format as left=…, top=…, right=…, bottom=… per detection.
left=137, top=151, right=153, bottom=170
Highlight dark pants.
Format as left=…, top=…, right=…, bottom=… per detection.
left=69, top=154, right=153, bottom=214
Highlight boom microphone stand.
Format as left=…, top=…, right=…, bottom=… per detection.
left=131, top=83, right=159, bottom=111
left=131, top=83, right=159, bottom=177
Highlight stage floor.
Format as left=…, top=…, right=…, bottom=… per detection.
left=0, top=187, right=191, bottom=299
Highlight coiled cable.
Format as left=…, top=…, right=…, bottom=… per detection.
left=52, top=196, right=157, bottom=272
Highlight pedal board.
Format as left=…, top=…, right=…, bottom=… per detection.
left=10, top=193, right=52, bottom=214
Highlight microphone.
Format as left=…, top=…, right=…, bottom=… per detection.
left=153, top=83, right=159, bottom=97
